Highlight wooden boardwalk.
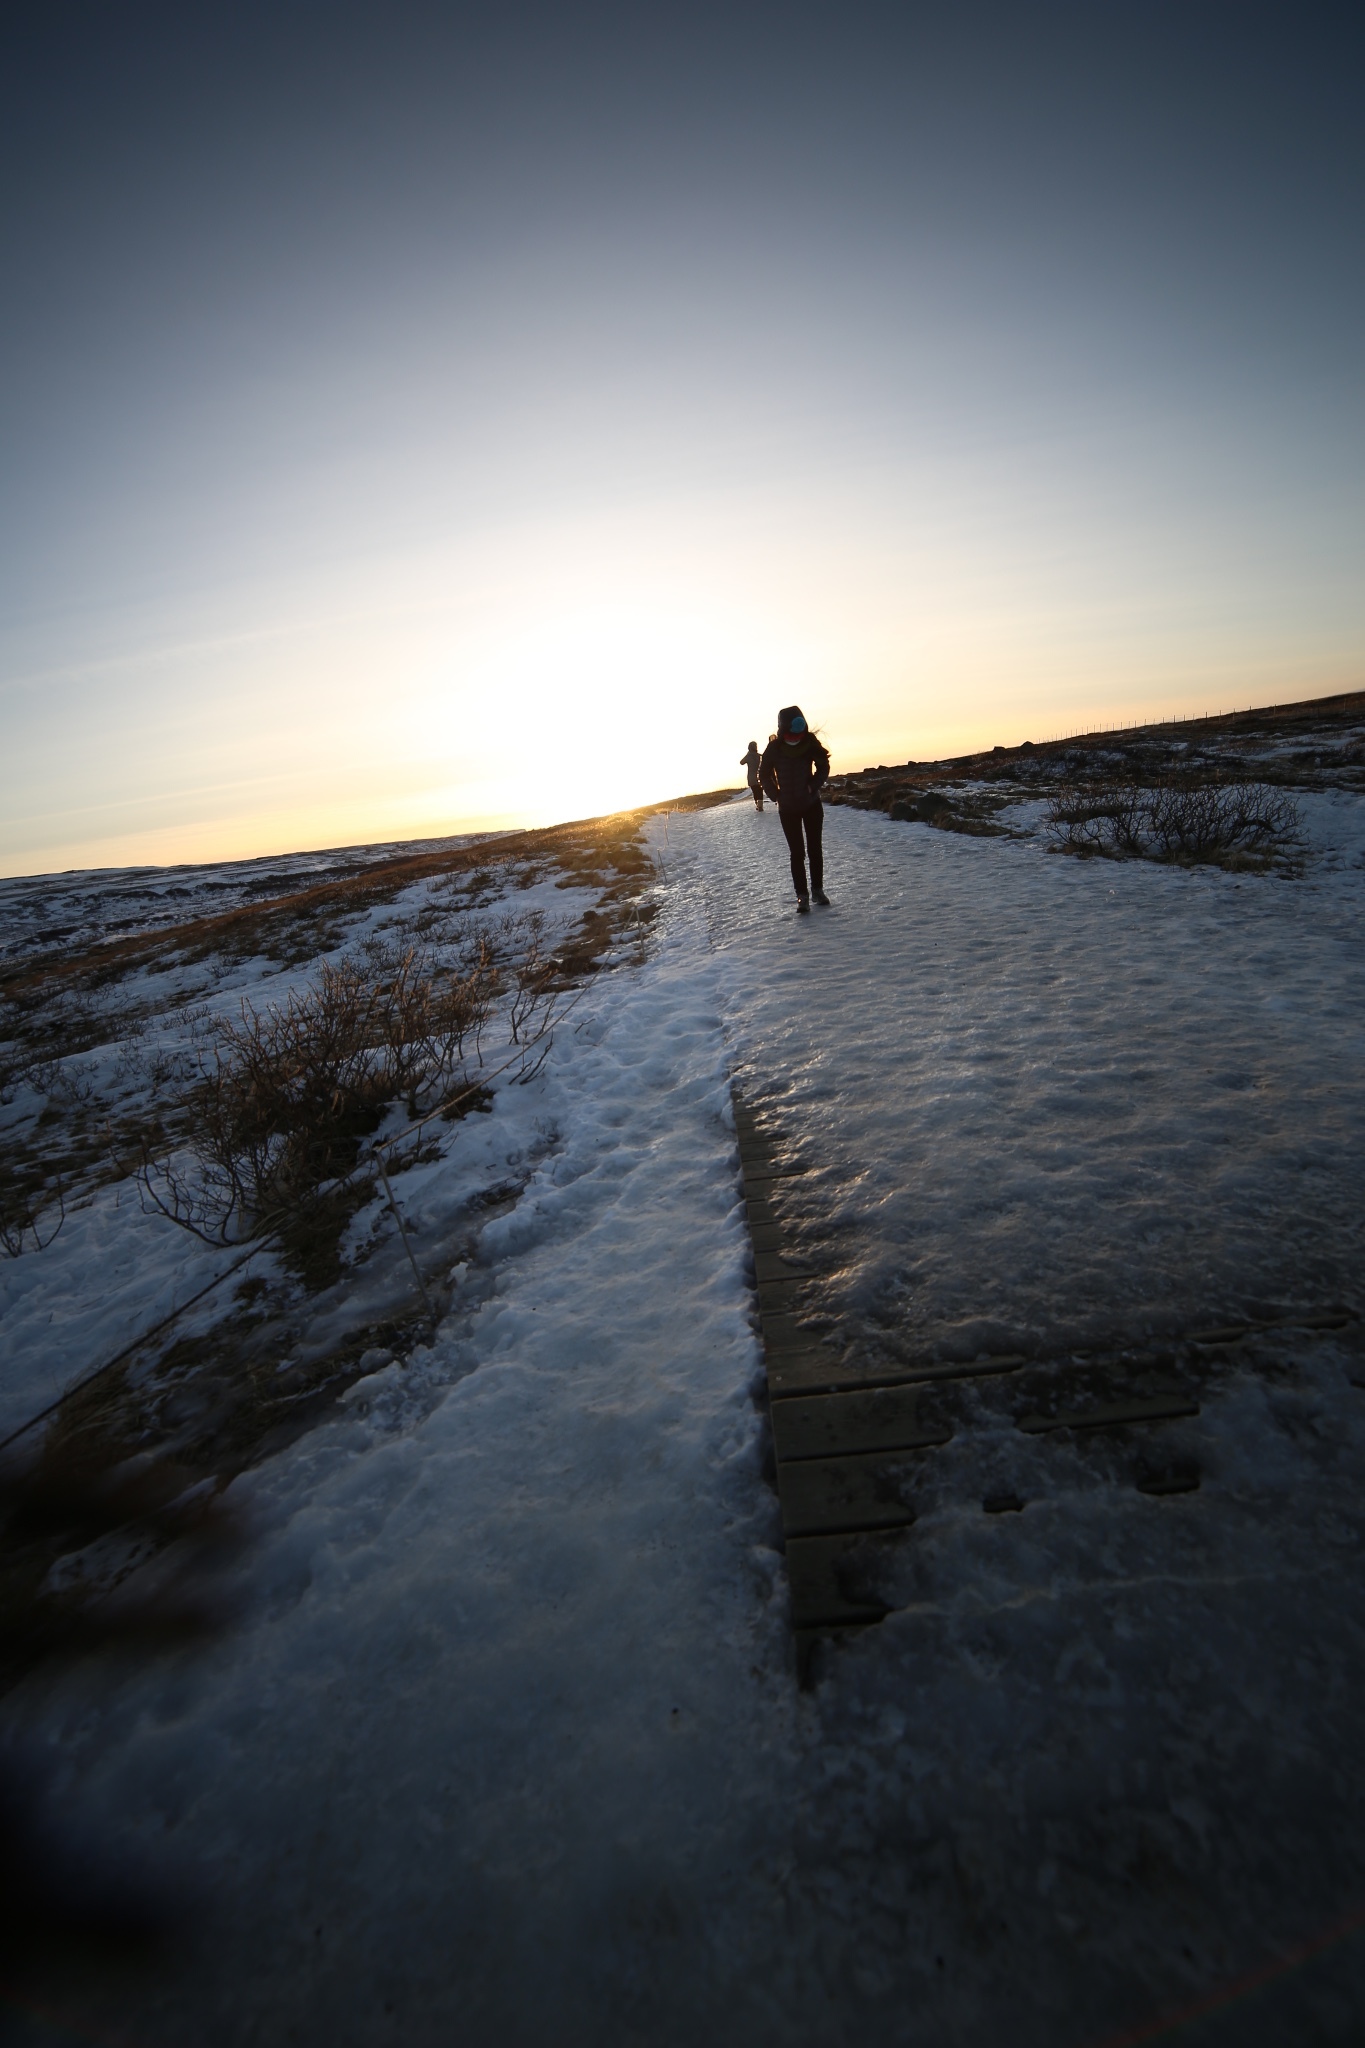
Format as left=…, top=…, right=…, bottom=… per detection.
left=733, top=1089, right=964, bottom=1660
left=728, top=1090, right=1282, bottom=1675
left=735, top=1088, right=1362, bottom=1677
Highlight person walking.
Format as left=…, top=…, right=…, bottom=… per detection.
left=740, top=740, right=764, bottom=810
left=760, top=706, right=830, bottom=911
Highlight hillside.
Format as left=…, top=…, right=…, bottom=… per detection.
left=3, top=696, right=1364, bottom=2046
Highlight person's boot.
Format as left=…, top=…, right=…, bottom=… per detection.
left=796, top=894, right=811, bottom=913
left=813, top=888, right=830, bottom=906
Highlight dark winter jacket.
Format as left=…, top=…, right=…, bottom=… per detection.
left=741, top=744, right=762, bottom=787
left=760, top=731, right=830, bottom=812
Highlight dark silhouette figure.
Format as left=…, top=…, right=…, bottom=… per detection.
left=759, top=706, right=830, bottom=910
left=741, top=741, right=764, bottom=809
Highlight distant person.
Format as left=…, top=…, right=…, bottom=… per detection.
left=740, top=740, right=764, bottom=810
left=760, top=706, right=830, bottom=912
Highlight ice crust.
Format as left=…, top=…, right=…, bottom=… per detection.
left=685, top=789, right=1365, bottom=1359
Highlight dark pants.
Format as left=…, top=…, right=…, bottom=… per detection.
left=747, top=775, right=763, bottom=808
left=779, top=801, right=823, bottom=897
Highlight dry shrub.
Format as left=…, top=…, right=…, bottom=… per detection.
left=495, top=910, right=558, bottom=1044
left=140, top=939, right=495, bottom=1248
left=1047, top=777, right=1299, bottom=866
left=0, top=1179, right=65, bottom=1259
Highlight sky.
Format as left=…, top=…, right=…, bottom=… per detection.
left=2, top=1, right=1363, bottom=876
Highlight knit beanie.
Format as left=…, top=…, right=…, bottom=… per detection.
left=777, top=705, right=808, bottom=735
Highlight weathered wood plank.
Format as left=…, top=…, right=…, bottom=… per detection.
left=1016, top=1392, right=1199, bottom=1434
left=778, top=1451, right=920, bottom=1537
left=758, top=1278, right=810, bottom=1313
left=736, top=1137, right=784, bottom=1166
left=884, top=1355, right=1027, bottom=1384
left=765, top=1353, right=854, bottom=1397
left=743, top=1171, right=812, bottom=1195
left=1135, top=1469, right=1201, bottom=1495
left=753, top=1247, right=818, bottom=1284
left=771, top=1385, right=952, bottom=1462
left=785, top=1533, right=899, bottom=1628
left=765, top=1351, right=1023, bottom=1396
left=761, top=1310, right=820, bottom=1353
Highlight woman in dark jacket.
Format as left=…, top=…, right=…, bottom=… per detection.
left=759, top=706, right=830, bottom=911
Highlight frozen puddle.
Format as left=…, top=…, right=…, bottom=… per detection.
left=13, top=794, right=1365, bottom=2048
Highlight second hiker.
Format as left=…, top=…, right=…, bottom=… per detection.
left=740, top=740, right=764, bottom=810
left=760, top=706, right=830, bottom=911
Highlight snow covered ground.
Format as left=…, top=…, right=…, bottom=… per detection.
left=0, top=857, right=605, bottom=1441
left=6, top=784, right=1365, bottom=2046
left=0, top=834, right=496, bottom=970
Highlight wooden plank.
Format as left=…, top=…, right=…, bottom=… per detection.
left=761, top=1310, right=819, bottom=1353
left=1189, top=1310, right=1354, bottom=1344
left=765, top=1353, right=856, bottom=1397
left=765, top=1353, right=1024, bottom=1396
left=1136, top=1467, right=1201, bottom=1496
left=794, top=1625, right=871, bottom=1686
left=736, top=1138, right=784, bottom=1167
left=778, top=1451, right=920, bottom=1537
left=753, top=1247, right=817, bottom=1284
left=771, top=1385, right=952, bottom=1462
left=748, top=1221, right=788, bottom=1252
left=890, top=1355, right=1027, bottom=1383
left=785, top=1533, right=898, bottom=1628
left=1016, top=1392, right=1199, bottom=1434
left=758, top=1281, right=808, bottom=1314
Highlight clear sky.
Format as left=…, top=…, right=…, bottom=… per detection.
left=2, top=1, right=1362, bottom=875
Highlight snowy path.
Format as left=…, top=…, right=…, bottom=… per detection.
left=16, top=887, right=807, bottom=2046
left=677, top=793, right=1365, bottom=1358
left=14, top=795, right=1365, bottom=2047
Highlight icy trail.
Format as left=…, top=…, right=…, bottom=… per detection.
left=680, top=792, right=1365, bottom=1358
left=12, top=793, right=1365, bottom=2047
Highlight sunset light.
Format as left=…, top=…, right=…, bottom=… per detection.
left=2, top=8, right=1362, bottom=874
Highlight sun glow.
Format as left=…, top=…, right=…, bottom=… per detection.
left=422, top=596, right=808, bottom=827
